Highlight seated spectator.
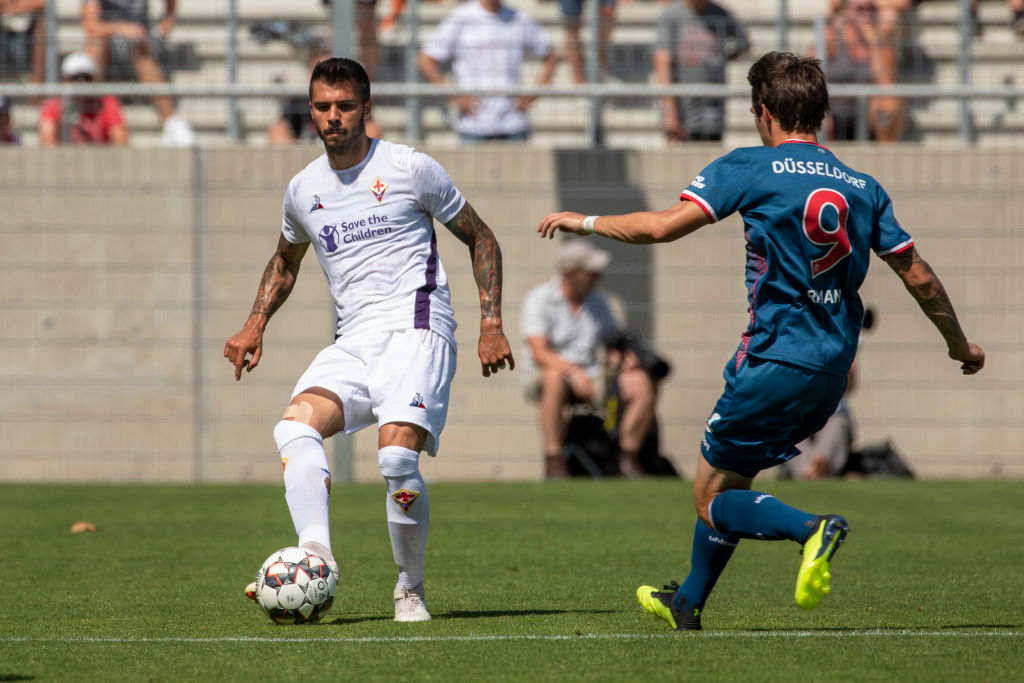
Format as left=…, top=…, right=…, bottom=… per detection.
left=559, top=0, right=617, bottom=84
left=812, top=0, right=908, bottom=142
left=0, top=94, right=19, bottom=143
left=418, top=0, right=558, bottom=143
left=38, top=51, right=129, bottom=146
left=81, top=0, right=195, bottom=146
left=0, top=0, right=47, bottom=86
left=521, top=239, right=657, bottom=479
left=651, top=0, right=750, bottom=143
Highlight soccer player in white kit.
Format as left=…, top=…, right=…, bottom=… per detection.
left=224, top=58, right=515, bottom=622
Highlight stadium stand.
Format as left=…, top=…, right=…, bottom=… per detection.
left=1, top=0, right=1022, bottom=146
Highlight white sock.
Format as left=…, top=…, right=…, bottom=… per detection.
left=379, top=446, right=429, bottom=588
left=274, top=420, right=331, bottom=551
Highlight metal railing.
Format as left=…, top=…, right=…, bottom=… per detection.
left=1, top=0, right=1014, bottom=145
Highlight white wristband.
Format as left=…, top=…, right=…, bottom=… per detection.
left=582, top=215, right=599, bottom=235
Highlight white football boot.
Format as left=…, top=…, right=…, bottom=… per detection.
left=393, top=583, right=431, bottom=622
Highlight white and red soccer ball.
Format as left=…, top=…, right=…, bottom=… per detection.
left=254, top=546, right=337, bottom=624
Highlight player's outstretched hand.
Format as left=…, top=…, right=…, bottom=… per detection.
left=950, top=342, right=985, bottom=375
left=224, top=322, right=264, bottom=381
left=479, top=332, right=515, bottom=378
left=538, top=211, right=586, bottom=239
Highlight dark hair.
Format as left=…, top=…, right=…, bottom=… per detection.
left=309, top=57, right=371, bottom=104
left=747, top=51, right=830, bottom=134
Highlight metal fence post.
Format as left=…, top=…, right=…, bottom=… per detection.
left=332, top=0, right=355, bottom=58
left=777, top=0, right=789, bottom=51
left=405, top=0, right=422, bottom=142
left=585, top=0, right=602, bottom=146
left=958, top=0, right=975, bottom=142
left=45, top=0, right=58, bottom=83
left=227, top=0, right=240, bottom=143
left=193, top=148, right=208, bottom=483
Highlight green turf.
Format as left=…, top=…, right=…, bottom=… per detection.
left=1, top=480, right=1021, bottom=681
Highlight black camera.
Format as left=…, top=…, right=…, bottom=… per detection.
left=607, top=330, right=671, bottom=381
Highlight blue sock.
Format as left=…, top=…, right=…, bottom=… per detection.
left=675, top=519, right=739, bottom=611
left=709, top=490, right=819, bottom=542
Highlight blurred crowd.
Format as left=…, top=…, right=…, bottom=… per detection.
left=1, top=0, right=1022, bottom=147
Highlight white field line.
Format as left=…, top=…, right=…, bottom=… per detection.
left=1, top=630, right=1021, bottom=644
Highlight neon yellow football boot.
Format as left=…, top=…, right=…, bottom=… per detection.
left=637, top=582, right=702, bottom=631
left=795, top=514, right=850, bottom=610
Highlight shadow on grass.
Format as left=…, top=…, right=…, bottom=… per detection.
left=327, top=608, right=617, bottom=626
left=0, top=676, right=36, bottom=682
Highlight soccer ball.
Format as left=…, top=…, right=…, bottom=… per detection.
left=254, top=546, right=337, bottom=624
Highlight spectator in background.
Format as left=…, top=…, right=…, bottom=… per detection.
left=418, top=0, right=558, bottom=143
left=559, top=0, right=616, bottom=84
left=652, top=0, right=749, bottom=143
left=81, top=0, right=195, bottom=146
left=521, top=239, right=657, bottom=479
left=320, top=0, right=381, bottom=80
left=0, top=94, right=19, bottom=143
left=355, top=0, right=380, bottom=79
left=812, top=0, right=907, bottom=142
left=38, top=50, right=129, bottom=145
left=0, top=0, right=47, bottom=88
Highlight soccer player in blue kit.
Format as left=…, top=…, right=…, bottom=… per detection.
left=538, top=51, right=985, bottom=630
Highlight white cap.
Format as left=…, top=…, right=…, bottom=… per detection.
left=61, top=51, right=99, bottom=79
left=557, top=238, right=611, bottom=273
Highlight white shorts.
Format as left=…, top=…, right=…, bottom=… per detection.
left=291, top=328, right=456, bottom=457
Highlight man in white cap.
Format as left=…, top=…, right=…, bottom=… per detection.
left=38, top=51, right=129, bottom=145
left=521, top=238, right=657, bottom=478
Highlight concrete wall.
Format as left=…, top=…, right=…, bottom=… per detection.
left=0, top=145, right=1019, bottom=482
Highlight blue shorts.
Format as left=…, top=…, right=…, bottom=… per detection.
left=700, top=355, right=848, bottom=478
left=559, top=0, right=616, bottom=20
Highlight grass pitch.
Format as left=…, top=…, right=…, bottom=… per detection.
left=1, top=479, right=1021, bottom=681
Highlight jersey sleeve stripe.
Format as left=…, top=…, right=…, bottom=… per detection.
left=681, top=190, right=718, bottom=223
left=876, top=238, right=914, bottom=257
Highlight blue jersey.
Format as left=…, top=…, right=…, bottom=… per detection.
left=682, top=140, right=913, bottom=375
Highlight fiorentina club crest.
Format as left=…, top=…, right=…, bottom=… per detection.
left=369, top=176, right=388, bottom=203
left=391, top=488, right=420, bottom=513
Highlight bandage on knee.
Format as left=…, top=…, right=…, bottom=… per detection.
left=283, top=401, right=315, bottom=424
left=378, top=445, right=420, bottom=478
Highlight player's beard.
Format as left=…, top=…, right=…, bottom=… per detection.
left=319, top=113, right=367, bottom=156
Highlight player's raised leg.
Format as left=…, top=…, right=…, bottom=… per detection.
left=694, top=456, right=849, bottom=612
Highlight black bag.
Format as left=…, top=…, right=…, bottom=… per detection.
left=840, top=440, right=914, bottom=479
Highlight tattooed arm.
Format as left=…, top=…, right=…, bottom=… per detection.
left=882, top=245, right=984, bottom=375
left=443, top=201, right=515, bottom=377
left=224, top=235, right=309, bottom=380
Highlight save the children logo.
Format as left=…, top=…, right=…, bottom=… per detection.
left=319, top=224, right=340, bottom=253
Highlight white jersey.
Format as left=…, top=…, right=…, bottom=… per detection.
left=282, top=139, right=466, bottom=346
left=421, top=0, right=552, bottom=137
